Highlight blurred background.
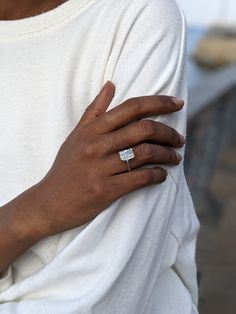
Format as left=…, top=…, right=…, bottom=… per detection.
left=177, top=0, right=236, bottom=313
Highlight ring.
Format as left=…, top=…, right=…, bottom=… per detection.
left=119, top=148, right=135, bottom=172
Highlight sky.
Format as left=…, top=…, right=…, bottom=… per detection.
left=177, top=0, right=236, bottom=26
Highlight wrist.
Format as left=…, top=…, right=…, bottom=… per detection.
left=0, top=205, right=35, bottom=273
left=0, top=181, right=55, bottom=273
left=0, top=183, right=48, bottom=249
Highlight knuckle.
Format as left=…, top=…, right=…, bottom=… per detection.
left=83, top=141, right=98, bottom=157
left=128, top=96, right=142, bottom=107
left=91, top=183, right=103, bottom=197
left=139, top=143, right=154, bottom=161
left=84, top=135, right=112, bottom=157
left=137, top=171, right=153, bottom=186
left=98, top=136, right=111, bottom=154
left=126, top=97, right=143, bottom=114
left=138, top=120, right=156, bottom=137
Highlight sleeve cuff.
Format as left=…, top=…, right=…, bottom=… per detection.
left=0, top=265, right=13, bottom=293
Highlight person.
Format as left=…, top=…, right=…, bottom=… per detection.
left=0, top=0, right=200, bottom=313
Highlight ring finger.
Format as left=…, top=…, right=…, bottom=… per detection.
left=104, top=143, right=182, bottom=175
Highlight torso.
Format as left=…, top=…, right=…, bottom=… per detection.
left=0, top=0, right=199, bottom=312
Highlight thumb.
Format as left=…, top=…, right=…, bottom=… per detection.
left=79, top=81, right=115, bottom=126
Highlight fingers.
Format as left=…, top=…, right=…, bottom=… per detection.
left=109, top=167, right=168, bottom=199
left=105, top=143, right=182, bottom=175
left=95, top=95, right=184, bottom=134
left=100, top=119, right=185, bottom=155
left=75, top=81, right=115, bottom=130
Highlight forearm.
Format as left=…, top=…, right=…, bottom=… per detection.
left=0, top=182, right=49, bottom=275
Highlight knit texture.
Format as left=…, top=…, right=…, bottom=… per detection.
left=0, top=0, right=199, bottom=312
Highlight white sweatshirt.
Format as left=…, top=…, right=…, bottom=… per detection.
left=0, top=0, right=200, bottom=313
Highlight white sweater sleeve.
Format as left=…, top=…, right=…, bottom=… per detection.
left=0, top=1, right=197, bottom=312
left=98, top=0, right=194, bottom=310
left=104, top=0, right=188, bottom=182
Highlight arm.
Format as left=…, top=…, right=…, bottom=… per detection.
left=0, top=93, right=184, bottom=280
left=105, top=0, right=187, bottom=182
left=101, top=0, right=189, bottom=294
left=0, top=182, right=47, bottom=278
left=0, top=97, right=184, bottom=295
left=0, top=0, right=193, bottom=310
left=105, top=0, right=187, bottom=196
left=92, top=1, right=195, bottom=309
left=0, top=0, right=187, bottom=278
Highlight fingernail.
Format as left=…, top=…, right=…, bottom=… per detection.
left=179, top=134, right=186, bottom=144
left=172, top=97, right=184, bottom=108
left=176, top=152, right=182, bottom=161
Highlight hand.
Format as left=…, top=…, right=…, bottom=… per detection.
left=0, top=81, right=185, bottom=273
left=36, top=81, right=185, bottom=236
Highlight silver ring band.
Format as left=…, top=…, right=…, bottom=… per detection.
left=126, top=160, right=131, bottom=172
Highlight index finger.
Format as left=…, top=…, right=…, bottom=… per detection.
left=94, top=95, right=184, bottom=134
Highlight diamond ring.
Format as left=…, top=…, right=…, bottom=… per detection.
left=119, top=148, right=135, bottom=172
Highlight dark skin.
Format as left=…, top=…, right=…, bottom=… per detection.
left=0, top=0, right=67, bottom=20
left=0, top=1, right=186, bottom=276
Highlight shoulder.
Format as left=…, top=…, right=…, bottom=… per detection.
left=120, top=0, right=185, bottom=24
left=106, top=0, right=186, bottom=43
left=132, top=0, right=183, bottom=15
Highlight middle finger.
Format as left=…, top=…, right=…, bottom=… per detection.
left=102, top=119, right=185, bottom=155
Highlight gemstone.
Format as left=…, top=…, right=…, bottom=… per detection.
left=119, top=148, right=135, bottom=161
